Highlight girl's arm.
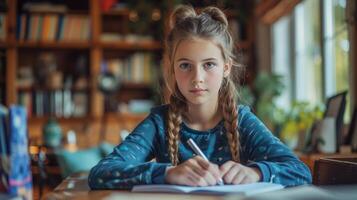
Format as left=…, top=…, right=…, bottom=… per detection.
left=88, top=114, right=170, bottom=190
left=239, top=106, right=312, bottom=186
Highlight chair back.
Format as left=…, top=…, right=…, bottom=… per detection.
left=313, top=157, right=357, bottom=185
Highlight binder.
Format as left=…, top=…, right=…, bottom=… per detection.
left=0, top=106, right=33, bottom=199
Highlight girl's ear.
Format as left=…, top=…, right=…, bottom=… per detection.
left=223, top=59, right=232, bottom=77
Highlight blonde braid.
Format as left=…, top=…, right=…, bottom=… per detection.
left=167, top=94, right=185, bottom=165
left=220, top=78, right=240, bottom=162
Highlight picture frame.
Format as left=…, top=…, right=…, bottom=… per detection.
left=323, top=91, right=348, bottom=152
left=345, top=107, right=357, bottom=152
left=305, top=91, right=347, bottom=153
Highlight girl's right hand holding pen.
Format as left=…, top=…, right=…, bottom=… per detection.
left=164, top=156, right=222, bottom=186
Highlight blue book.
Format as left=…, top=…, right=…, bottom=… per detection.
left=8, top=106, right=32, bottom=199
left=0, top=106, right=8, bottom=193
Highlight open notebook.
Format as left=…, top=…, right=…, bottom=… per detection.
left=132, top=182, right=284, bottom=195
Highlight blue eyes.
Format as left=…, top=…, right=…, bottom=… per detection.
left=178, top=63, right=191, bottom=70
left=203, top=62, right=216, bottom=69
left=178, top=62, right=217, bottom=71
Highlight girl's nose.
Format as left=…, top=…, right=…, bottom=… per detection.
left=192, top=79, right=203, bottom=85
left=191, top=67, right=204, bottom=84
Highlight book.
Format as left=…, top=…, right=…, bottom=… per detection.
left=8, top=106, right=33, bottom=199
left=132, top=182, right=284, bottom=196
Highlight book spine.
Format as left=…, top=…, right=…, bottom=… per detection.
left=0, top=108, right=9, bottom=193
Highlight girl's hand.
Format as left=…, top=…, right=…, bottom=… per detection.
left=165, top=156, right=222, bottom=186
left=220, top=161, right=262, bottom=184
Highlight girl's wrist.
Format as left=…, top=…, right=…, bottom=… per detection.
left=164, top=166, right=175, bottom=183
left=250, top=167, right=262, bottom=182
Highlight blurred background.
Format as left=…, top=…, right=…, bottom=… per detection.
left=0, top=0, right=356, bottom=199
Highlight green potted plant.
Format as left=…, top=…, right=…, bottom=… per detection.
left=240, top=71, right=286, bottom=136
left=279, top=101, right=324, bottom=150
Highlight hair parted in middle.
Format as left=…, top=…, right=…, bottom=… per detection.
left=163, top=5, right=243, bottom=165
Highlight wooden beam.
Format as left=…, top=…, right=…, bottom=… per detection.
left=255, top=0, right=280, bottom=18
left=351, top=10, right=357, bottom=108
left=6, top=0, right=17, bottom=106
left=89, top=0, right=103, bottom=118
left=6, top=48, right=17, bottom=106
left=255, top=0, right=302, bottom=25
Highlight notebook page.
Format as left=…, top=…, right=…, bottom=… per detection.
left=132, top=182, right=284, bottom=195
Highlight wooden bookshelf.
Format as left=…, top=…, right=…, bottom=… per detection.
left=3, top=0, right=256, bottom=142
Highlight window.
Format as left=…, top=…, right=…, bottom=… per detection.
left=272, top=16, right=292, bottom=109
left=271, top=0, right=350, bottom=120
left=323, top=0, right=350, bottom=120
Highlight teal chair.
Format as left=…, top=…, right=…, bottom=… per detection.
left=55, top=142, right=115, bottom=178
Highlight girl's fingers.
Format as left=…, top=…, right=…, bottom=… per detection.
left=202, top=169, right=219, bottom=186
left=207, top=163, right=222, bottom=183
left=223, top=164, right=240, bottom=184
left=186, top=157, right=222, bottom=186
left=232, top=170, right=245, bottom=185
left=186, top=158, right=208, bottom=177
left=194, top=156, right=210, bottom=169
left=220, top=161, right=235, bottom=176
left=186, top=169, right=204, bottom=186
left=240, top=175, right=252, bottom=184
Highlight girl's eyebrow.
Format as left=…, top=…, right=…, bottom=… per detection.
left=176, top=57, right=218, bottom=62
left=202, top=58, right=218, bottom=62
left=176, top=58, right=191, bottom=62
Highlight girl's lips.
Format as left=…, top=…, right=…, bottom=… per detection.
left=189, top=89, right=208, bottom=93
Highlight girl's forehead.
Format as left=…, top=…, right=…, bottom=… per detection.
left=174, top=38, right=224, bottom=61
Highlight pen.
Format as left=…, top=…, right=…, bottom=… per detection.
left=187, top=138, right=224, bottom=185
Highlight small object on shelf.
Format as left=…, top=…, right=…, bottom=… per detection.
left=42, top=118, right=62, bottom=148
left=128, top=99, right=153, bottom=113
left=100, top=0, right=118, bottom=12
left=47, top=71, right=63, bottom=89
left=97, top=71, right=121, bottom=94
left=34, top=53, right=58, bottom=87
left=65, top=130, right=77, bottom=152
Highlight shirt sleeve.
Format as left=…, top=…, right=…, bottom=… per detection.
left=239, top=106, right=312, bottom=186
left=88, top=113, right=171, bottom=190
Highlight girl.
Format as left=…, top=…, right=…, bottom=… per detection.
left=88, top=5, right=311, bottom=189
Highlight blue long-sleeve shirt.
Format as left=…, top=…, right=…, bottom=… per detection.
left=88, top=105, right=311, bottom=189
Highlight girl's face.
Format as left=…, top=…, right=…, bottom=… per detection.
left=173, top=38, right=231, bottom=107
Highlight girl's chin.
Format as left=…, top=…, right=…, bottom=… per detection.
left=185, top=97, right=209, bottom=106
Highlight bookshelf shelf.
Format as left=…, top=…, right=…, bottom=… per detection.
left=17, top=41, right=91, bottom=49
left=27, top=112, right=148, bottom=124
left=23, top=10, right=89, bottom=15
left=120, top=82, right=152, bottom=90
left=100, top=41, right=162, bottom=50
left=104, top=112, right=148, bottom=122
left=28, top=116, right=92, bottom=123
left=101, top=8, right=130, bottom=16
left=17, top=86, right=90, bottom=92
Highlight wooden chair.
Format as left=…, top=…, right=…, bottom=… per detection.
left=313, top=157, right=357, bottom=185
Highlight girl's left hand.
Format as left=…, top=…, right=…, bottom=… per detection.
left=219, top=161, right=262, bottom=184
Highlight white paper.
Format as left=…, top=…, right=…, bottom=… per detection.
left=132, top=182, right=284, bottom=195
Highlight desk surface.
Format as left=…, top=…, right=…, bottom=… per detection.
left=44, top=173, right=357, bottom=200
left=43, top=173, right=225, bottom=200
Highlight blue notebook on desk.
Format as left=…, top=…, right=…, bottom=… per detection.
left=132, top=182, right=284, bottom=195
